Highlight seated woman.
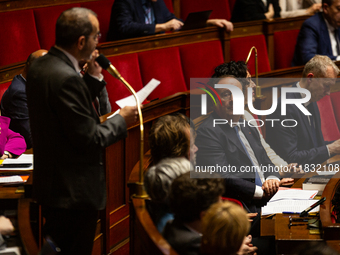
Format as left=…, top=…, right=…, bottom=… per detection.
left=279, top=0, right=321, bottom=18
left=0, top=116, right=26, bottom=159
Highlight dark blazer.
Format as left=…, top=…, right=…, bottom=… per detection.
left=292, top=12, right=340, bottom=66
left=266, top=83, right=330, bottom=166
left=1, top=74, right=32, bottom=149
left=26, top=47, right=127, bottom=210
left=163, top=219, right=201, bottom=255
left=231, top=0, right=281, bottom=23
left=195, top=113, right=280, bottom=213
left=107, top=0, right=176, bottom=41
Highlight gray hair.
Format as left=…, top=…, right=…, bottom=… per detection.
left=144, top=157, right=192, bottom=204
left=55, top=7, right=97, bottom=49
left=302, top=55, right=339, bottom=78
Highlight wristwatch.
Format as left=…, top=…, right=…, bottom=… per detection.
left=3, top=151, right=10, bottom=158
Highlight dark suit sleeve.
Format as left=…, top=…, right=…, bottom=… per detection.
left=52, top=75, right=127, bottom=152
left=109, top=0, right=156, bottom=39
left=98, top=87, right=112, bottom=116
left=266, top=106, right=329, bottom=166
left=298, top=19, right=336, bottom=65
left=196, top=126, right=256, bottom=202
left=240, top=0, right=266, bottom=21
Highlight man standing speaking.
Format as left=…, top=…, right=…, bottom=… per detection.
left=27, top=7, right=138, bottom=255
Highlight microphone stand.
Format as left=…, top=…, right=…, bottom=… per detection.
left=245, top=46, right=263, bottom=99
left=107, top=65, right=147, bottom=199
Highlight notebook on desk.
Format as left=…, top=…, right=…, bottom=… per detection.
left=180, top=10, right=212, bottom=31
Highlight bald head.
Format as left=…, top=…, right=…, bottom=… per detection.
left=23, top=49, right=48, bottom=79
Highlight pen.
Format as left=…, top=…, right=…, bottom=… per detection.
left=282, top=211, right=299, bottom=214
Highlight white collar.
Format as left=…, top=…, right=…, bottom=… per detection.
left=55, top=46, right=81, bottom=74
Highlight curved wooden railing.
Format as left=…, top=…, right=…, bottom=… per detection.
left=320, top=171, right=340, bottom=241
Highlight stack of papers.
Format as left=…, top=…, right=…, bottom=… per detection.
left=0, top=154, right=33, bottom=170
left=262, top=189, right=319, bottom=215
left=0, top=175, right=29, bottom=185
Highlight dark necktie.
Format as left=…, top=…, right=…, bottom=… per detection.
left=234, top=126, right=262, bottom=187
left=334, top=29, right=340, bottom=55
left=143, top=2, right=152, bottom=24
left=307, top=103, right=318, bottom=147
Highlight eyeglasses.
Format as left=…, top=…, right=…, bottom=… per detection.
left=93, top=32, right=102, bottom=41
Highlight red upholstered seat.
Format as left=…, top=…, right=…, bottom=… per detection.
left=179, top=41, right=224, bottom=89
left=317, top=95, right=340, bottom=141
left=222, top=197, right=243, bottom=208
left=103, top=54, right=144, bottom=111
left=80, top=0, right=115, bottom=43
left=34, top=4, right=81, bottom=50
left=0, top=82, right=11, bottom=103
left=0, top=10, right=40, bottom=67
left=138, top=47, right=187, bottom=101
left=230, top=34, right=271, bottom=75
left=331, top=91, right=340, bottom=131
left=274, top=30, right=300, bottom=69
left=163, top=0, right=174, bottom=13
left=180, top=0, right=231, bottom=21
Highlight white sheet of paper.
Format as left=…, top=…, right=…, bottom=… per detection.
left=0, top=175, right=25, bottom=184
left=107, top=78, right=160, bottom=119
left=0, top=154, right=33, bottom=171
left=262, top=199, right=319, bottom=215
left=269, top=189, right=318, bottom=202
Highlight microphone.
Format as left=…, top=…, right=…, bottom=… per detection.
left=95, top=54, right=147, bottom=198
left=95, top=54, right=121, bottom=80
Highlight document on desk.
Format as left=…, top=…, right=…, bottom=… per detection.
left=107, top=78, right=161, bottom=119
left=0, top=175, right=29, bottom=184
left=269, top=189, right=318, bottom=202
left=262, top=199, right=320, bottom=215
left=0, top=154, right=33, bottom=170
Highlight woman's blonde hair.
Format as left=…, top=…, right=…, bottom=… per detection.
left=201, top=201, right=250, bottom=255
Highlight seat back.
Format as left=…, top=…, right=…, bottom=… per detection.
left=230, top=34, right=271, bottom=75
left=317, top=95, right=340, bottom=141
left=180, top=0, right=231, bottom=20
left=138, top=47, right=187, bottom=101
left=163, top=0, right=174, bottom=13
left=0, top=10, right=40, bottom=67
left=103, top=54, right=144, bottom=111
left=274, top=29, right=300, bottom=69
left=179, top=41, right=224, bottom=89
left=34, top=4, right=81, bottom=50
left=80, top=0, right=115, bottom=43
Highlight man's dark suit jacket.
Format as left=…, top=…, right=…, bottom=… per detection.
left=107, top=0, right=177, bottom=41
left=231, top=0, right=280, bottom=23
left=26, top=47, right=127, bottom=210
left=1, top=75, right=32, bottom=149
left=163, top=219, right=201, bottom=255
left=292, top=12, right=340, bottom=66
left=266, top=83, right=330, bottom=166
left=195, top=113, right=280, bottom=213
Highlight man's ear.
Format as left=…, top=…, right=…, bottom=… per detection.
left=307, top=72, right=314, bottom=83
left=77, top=35, right=86, bottom=50
left=323, top=3, right=329, bottom=15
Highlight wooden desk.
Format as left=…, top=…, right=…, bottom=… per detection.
left=261, top=156, right=340, bottom=254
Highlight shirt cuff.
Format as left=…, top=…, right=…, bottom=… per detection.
left=326, top=145, right=331, bottom=157
left=336, top=56, right=340, bottom=61
left=266, top=175, right=280, bottom=181
left=89, top=73, right=104, bottom=81
left=254, top=185, right=264, bottom=199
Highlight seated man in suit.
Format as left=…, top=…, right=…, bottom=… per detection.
left=1, top=49, right=47, bottom=149
left=195, top=76, right=281, bottom=215
left=107, top=0, right=233, bottom=41
left=163, top=172, right=257, bottom=255
left=267, top=55, right=340, bottom=166
left=292, top=0, right=340, bottom=66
